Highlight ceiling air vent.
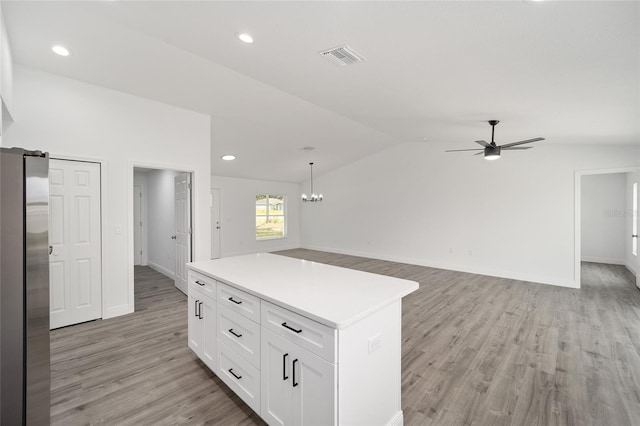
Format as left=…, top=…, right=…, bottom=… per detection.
left=318, top=45, right=365, bottom=67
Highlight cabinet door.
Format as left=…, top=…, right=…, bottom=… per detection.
left=262, top=329, right=293, bottom=426
left=188, top=292, right=204, bottom=356
left=201, top=297, right=216, bottom=370
left=291, top=345, right=336, bottom=426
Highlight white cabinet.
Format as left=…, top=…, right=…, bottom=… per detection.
left=217, top=341, right=261, bottom=413
left=187, top=255, right=418, bottom=426
left=261, top=329, right=335, bottom=426
left=188, top=286, right=216, bottom=370
left=187, top=291, right=203, bottom=354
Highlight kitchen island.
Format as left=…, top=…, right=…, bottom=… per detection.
left=187, top=253, right=418, bottom=426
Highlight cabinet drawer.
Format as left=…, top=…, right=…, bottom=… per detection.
left=217, top=341, right=261, bottom=414
left=188, top=270, right=217, bottom=300
left=218, top=305, right=261, bottom=368
left=218, top=282, right=260, bottom=323
left=261, top=301, right=337, bottom=363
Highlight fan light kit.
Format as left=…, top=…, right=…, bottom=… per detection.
left=301, top=162, right=323, bottom=203
left=446, top=120, right=545, bottom=160
left=221, top=154, right=236, bottom=161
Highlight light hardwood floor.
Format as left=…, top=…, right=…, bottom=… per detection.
left=50, top=252, right=640, bottom=425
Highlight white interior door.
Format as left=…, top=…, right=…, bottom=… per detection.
left=634, top=175, right=639, bottom=289
left=49, top=159, right=102, bottom=329
left=174, top=172, right=191, bottom=293
left=211, top=188, right=221, bottom=259
left=133, top=184, right=143, bottom=266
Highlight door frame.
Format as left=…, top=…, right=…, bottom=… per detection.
left=574, top=166, right=639, bottom=288
left=128, top=161, right=196, bottom=309
left=211, top=188, right=221, bottom=259
left=50, top=154, right=106, bottom=320
left=133, top=183, right=147, bottom=266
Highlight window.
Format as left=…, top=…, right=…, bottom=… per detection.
left=633, top=183, right=638, bottom=256
left=256, top=194, right=286, bottom=239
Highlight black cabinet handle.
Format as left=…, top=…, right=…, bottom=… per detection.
left=194, top=300, right=200, bottom=317
left=292, top=359, right=299, bottom=387
left=195, top=280, right=206, bottom=286
left=229, top=368, right=242, bottom=380
left=228, top=297, right=242, bottom=305
left=198, top=302, right=203, bottom=319
left=282, top=322, right=302, bottom=334
left=283, top=353, right=289, bottom=381
left=229, top=328, right=242, bottom=338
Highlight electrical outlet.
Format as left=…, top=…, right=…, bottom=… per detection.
left=468, top=249, right=473, bottom=256
left=449, top=248, right=454, bottom=254
left=368, top=334, right=382, bottom=354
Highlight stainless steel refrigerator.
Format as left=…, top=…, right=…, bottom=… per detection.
left=0, top=147, right=50, bottom=425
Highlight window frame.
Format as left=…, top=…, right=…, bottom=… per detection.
left=255, top=194, right=287, bottom=241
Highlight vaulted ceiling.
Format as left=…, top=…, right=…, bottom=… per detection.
left=4, top=1, right=639, bottom=182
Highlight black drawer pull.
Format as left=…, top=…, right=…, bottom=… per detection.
left=282, top=322, right=302, bottom=334
left=292, top=359, right=299, bottom=387
left=228, top=297, right=242, bottom=305
left=229, top=328, right=242, bottom=338
left=229, top=368, right=242, bottom=380
left=195, top=280, right=206, bottom=286
left=283, top=353, right=289, bottom=381
left=198, top=302, right=203, bottom=319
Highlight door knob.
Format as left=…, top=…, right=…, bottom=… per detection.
left=216, top=226, right=221, bottom=230
left=171, top=235, right=177, bottom=240
left=633, top=234, right=638, bottom=238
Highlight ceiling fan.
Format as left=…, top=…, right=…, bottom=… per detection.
left=446, top=120, right=545, bottom=160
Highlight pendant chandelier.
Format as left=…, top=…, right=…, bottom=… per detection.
left=301, top=162, right=323, bottom=203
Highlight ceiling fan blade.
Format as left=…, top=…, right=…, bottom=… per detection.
left=501, top=146, right=532, bottom=151
left=474, top=151, right=484, bottom=155
left=499, top=137, right=545, bottom=148
left=445, top=148, right=484, bottom=152
left=475, top=140, right=491, bottom=148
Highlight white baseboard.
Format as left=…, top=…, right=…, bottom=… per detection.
left=300, top=244, right=577, bottom=288
left=581, top=256, right=626, bottom=265
left=626, top=262, right=637, bottom=276
left=147, top=260, right=176, bottom=281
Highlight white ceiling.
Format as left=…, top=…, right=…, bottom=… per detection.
left=4, top=1, right=639, bottom=182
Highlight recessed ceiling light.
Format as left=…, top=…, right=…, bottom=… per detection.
left=238, top=33, right=254, bottom=44
left=221, top=154, right=236, bottom=161
left=52, top=45, right=70, bottom=56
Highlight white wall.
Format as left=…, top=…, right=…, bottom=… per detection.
left=146, top=169, right=180, bottom=277
left=0, top=10, right=12, bottom=115
left=4, top=65, right=211, bottom=318
left=133, top=170, right=148, bottom=266
left=301, top=142, right=640, bottom=288
left=212, top=175, right=301, bottom=257
left=626, top=171, right=639, bottom=274
left=581, top=173, right=627, bottom=264
left=0, top=3, right=14, bottom=138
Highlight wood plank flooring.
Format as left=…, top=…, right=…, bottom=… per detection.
left=50, top=252, right=640, bottom=425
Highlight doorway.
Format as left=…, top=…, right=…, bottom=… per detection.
left=133, top=167, right=193, bottom=303
left=49, top=158, right=103, bottom=329
left=575, top=167, right=639, bottom=288
left=211, top=188, right=221, bottom=259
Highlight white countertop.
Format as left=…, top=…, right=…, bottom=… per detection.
left=187, top=253, right=419, bottom=329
